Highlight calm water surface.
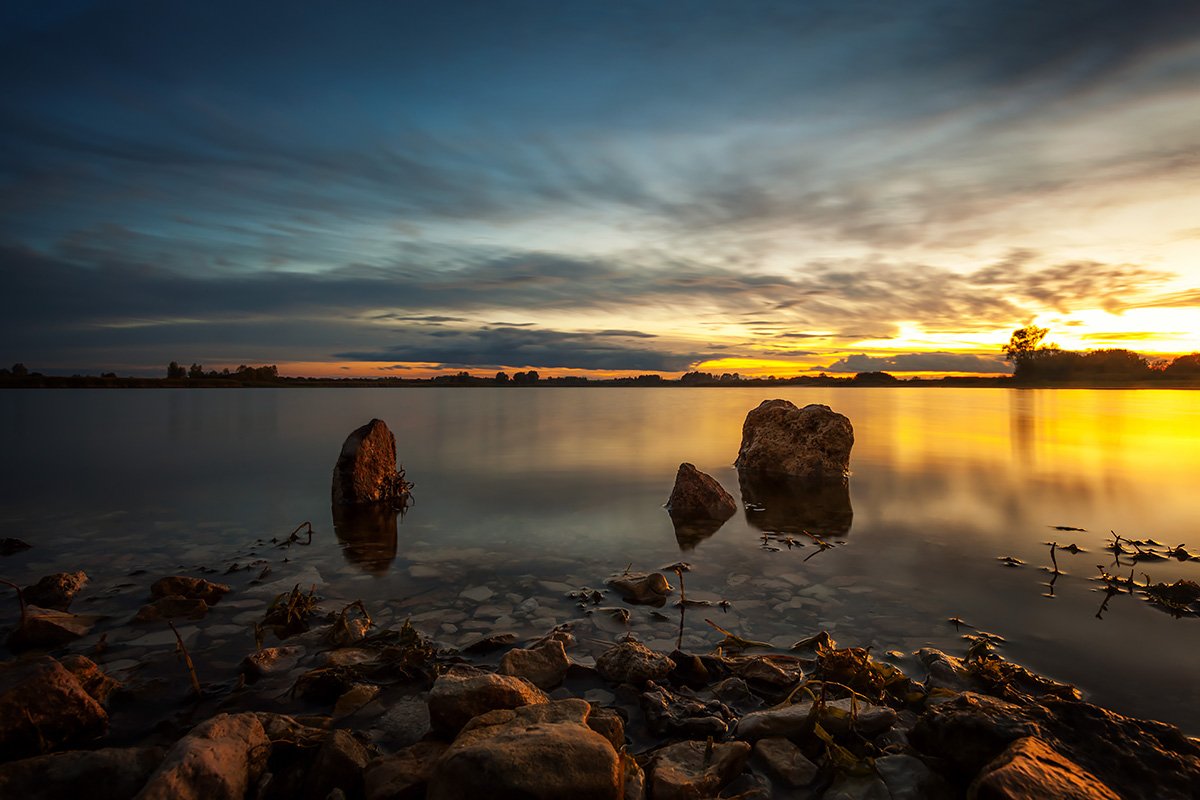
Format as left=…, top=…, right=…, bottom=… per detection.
left=2, top=388, right=1199, bottom=730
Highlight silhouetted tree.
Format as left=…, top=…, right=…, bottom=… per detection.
left=188, top=363, right=204, bottom=379
left=1164, top=353, right=1200, bottom=377
left=10, top=363, right=28, bottom=377
left=166, top=361, right=186, bottom=379
left=495, top=371, right=510, bottom=384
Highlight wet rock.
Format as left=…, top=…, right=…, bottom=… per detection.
left=320, top=648, right=377, bottom=668
left=150, top=576, right=230, bottom=604
left=241, top=646, right=307, bottom=680
left=735, top=697, right=897, bottom=741
left=7, top=605, right=98, bottom=649
left=23, top=571, right=88, bottom=611
left=874, top=753, right=952, bottom=800
left=0, top=656, right=108, bottom=756
left=498, top=638, right=571, bottom=689
left=605, top=572, right=673, bottom=607
left=587, top=706, right=626, bottom=750
left=752, top=737, right=818, bottom=789
left=255, top=712, right=328, bottom=748
left=595, top=641, right=675, bottom=686
left=59, top=654, right=121, bottom=706
left=0, top=746, right=164, bottom=800
left=461, top=632, right=517, bottom=653
left=918, top=648, right=972, bottom=692
left=909, top=693, right=1042, bottom=780
left=427, top=667, right=549, bottom=736
left=364, top=741, right=447, bottom=800
left=622, top=751, right=646, bottom=800
left=429, top=699, right=621, bottom=800
left=665, top=463, right=737, bottom=522
left=334, top=683, right=381, bottom=717
left=731, top=654, right=805, bottom=691
left=303, top=729, right=373, bottom=800
left=134, top=596, right=209, bottom=623
left=734, top=399, right=854, bottom=480
left=705, top=677, right=764, bottom=716
left=373, top=694, right=432, bottom=747
left=642, top=681, right=733, bottom=738
left=649, top=739, right=750, bottom=800
left=825, top=774, right=891, bottom=799
left=332, top=418, right=401, bottom=506
left=0, top=538, right=31, bottom=555
left=135, top=712, right=269, bottom=800
left=970, top=737, right=1119, bottom=800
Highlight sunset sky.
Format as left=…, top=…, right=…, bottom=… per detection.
left=3, top=1, right=1199, bottom=377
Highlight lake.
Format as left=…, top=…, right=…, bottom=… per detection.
left=1, top=387, right=1198, bottom=732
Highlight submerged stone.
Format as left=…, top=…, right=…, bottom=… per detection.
left=649, top=739, right=750, bottom=800
left=23, top=571, right=88, bottom=611
left=7, top=606, right=99, bottom=650
left=150, top=576, right=230, bottom=604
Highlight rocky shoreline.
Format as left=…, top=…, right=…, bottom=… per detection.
left=2, top=562, right=1199, bottom=800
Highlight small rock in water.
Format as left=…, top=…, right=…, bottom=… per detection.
left=642, top=680, right=734, bottom=738
left=133, top=596, right=209, bottom=623
left=970, top=737, right=1119, bottom=800
left=241, top=646, right=307, bottom=680
left=304, top=728, right=374, bottom=800
left=8, top=606, right=100, bottom=650
left=150, top=575, right=230, bottom=604
left=363, top=741, right=447, bottom=800
left=334, top=683, right=381, bottom=717
left=665, top=462, right=738, bottom=522
left=753, top=737, right=819, bottom=789
left=0, top=656, right=109, bottom=757
left=59, top=654, right=122, bottom=707
left=498, top=639, right=571, bottom=690
left=595, top=640, right=675, bottom=686
left=605, top=571, right=673, bottom=606
left=459, top=585, right=494, bottom=602
left=23, top=571, right=88, bottom=611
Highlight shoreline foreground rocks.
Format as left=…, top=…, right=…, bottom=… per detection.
left=735, top=399, right=854, bottom=481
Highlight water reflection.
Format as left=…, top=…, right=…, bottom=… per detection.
left=331, top=503, right=398, bottom=574
left=737, top=471, right=853, bottom=538
left=670, top=516, right=728, bottom=551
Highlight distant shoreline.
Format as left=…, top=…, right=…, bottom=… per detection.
left=3, top=374, right=1200, bottom=390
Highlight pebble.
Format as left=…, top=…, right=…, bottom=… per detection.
left=459, top=585, right=494, bottom=602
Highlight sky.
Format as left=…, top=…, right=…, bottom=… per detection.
left=3, top=0, right=1200, bottom=378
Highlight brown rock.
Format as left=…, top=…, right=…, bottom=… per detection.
left=0, top=746, right=164, bottom=800
left=332, top=419, right=401, bottom=505
left=0, top=656, right=109, bottom=757
left=134, top=596, right=209, bottom=623
left=428, top=699, right=622, bottom=800
left=23, top=571, right=88, bottom=611
left=734, top=399, right=854, bottom=480
left=605, top=572, right=673, bottom=606
left=649, top=739, right=751, bottom=800
left=595, top=641, right=675, bottom=686
left=587, top=706, right=626, bottom=751
left=969, top=737, right=1119, bottom=800
left=909, top=692, right=1043, bottom=779
left=364, top=741, right=448, bottom=800
left=135, top=712, right=269, bottom=800
left=498, top=639, right=571, bottom=689
left=334, top=683, right=382, bottom=717
left=59, top=654, right=121, bottom=706
left=303, top=728, right=373, bottom=800
left=150, top=576, right=230, bottom=604
left=666, top=463, right=737, bottom=523
left=753, top=737, right=818, bottom=789
left=735, top=697, right=896, bottom=741
left=7, top=606, right=99, bottom=650
left=427, top=667, right=549, bottom=736
left=241, top=646, right=306, bottom=680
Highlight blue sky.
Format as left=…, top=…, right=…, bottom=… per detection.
left=4, top=1, right=1200, bottom=375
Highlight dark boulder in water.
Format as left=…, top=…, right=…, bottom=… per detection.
left=734, top=400, right=853, bottom=480
left=332, top=418, right=405, bottom=506
left=666, top=463, right=737, bottom=522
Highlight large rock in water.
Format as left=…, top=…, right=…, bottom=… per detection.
left=134, top=713, right=269, bottom=800
left=666, top=463, right=737, bottom=522
left=734, top=400, right=853, bottom=480
left=332, top=418, right=400, bottom=505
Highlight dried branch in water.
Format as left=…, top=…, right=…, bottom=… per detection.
left=169, top=621, right=202, bottom=697
left=0, top=578, right=27, bottom=627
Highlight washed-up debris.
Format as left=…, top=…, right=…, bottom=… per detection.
left=275, top=521, right=314, bottom=548
left=997, top=556, right=1025, bottom=567
left=263, top=584, right=321, bottom=637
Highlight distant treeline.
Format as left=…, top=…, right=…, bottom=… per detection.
left=1003, top=327, right=1200, bottom=385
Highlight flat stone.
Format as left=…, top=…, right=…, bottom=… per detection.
left=606, top=572, right=673, bottom=607
left=7, top=606, right=99, bottom=649
left=460, top=585, right=494, bottom=602
left=666, top=462, right=737, bottom=521
left=134, top=596, right=209, bottom=623
left=375, top=695, right=431, bottom=747
left=735, top=698, right=896, bottom=741
left=335, top=683, right=382, bottom=717
left=303, top=729, right=373, bottom=800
